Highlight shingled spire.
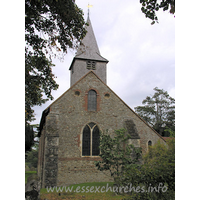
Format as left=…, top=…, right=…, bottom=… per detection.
left=69, top=15, right=108, bottom=86
left=75, top=15, right=107, bottom=61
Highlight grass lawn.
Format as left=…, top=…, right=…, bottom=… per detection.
left=40, top=182, right=130, bottom=200
left=25, top=171, right=37, bottom=184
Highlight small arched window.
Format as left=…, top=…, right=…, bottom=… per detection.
left=88, top=90, right=97, bottom=111
left=82, top=123, right=100, bottom=156
left=148, top=140, right=152, bottom=146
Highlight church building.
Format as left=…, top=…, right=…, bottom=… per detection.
left=37, top=15, right=166, bottom=188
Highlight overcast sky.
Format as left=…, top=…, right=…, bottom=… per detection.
left=32, top=0, right=175, bottom=125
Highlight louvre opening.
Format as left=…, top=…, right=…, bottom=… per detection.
left=87, top=60, right=96, bottom=70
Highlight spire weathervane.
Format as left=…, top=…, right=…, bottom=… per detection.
left=87, top=3, right=93, bottom=18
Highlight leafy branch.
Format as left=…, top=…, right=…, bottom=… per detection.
left=140, top=0, right=175, bottom=25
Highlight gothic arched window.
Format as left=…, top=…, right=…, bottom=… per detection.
left=88, top=90, right=97, bottom=111
left=82, top=123, right=100, bottom=156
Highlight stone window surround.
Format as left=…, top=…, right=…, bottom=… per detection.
left=83, top=88, right=101, bottom=112
left=80, top=122, right=101, bottom=157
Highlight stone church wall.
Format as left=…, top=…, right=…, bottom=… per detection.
left=37, top=13, right=167, bottom=188
left=39, top=72, right=165, bottom=187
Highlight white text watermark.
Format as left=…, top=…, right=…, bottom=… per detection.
left=46, top=183, right=168, bottom=194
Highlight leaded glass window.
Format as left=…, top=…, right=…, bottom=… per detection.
left=88, top=122, right=95, bottom=129
left=82, top=123, right=100, bottom=156
left=88, top=90, right=97, bottom=111
left=92, top=126, right=100, bottom=156
left=82, top=125, right=90, bottom=156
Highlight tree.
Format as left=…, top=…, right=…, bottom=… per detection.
left=25, top=0, right=87, bottom=123
left=134, top=87, right=175, bottom=136
left=25, top=0, right=87, bottom=151
left=25, top=124, right=39, bottom=153
left=143, top=138, right=175, bottom=191
left=95, top=129, right=142, bottom=189
left=140, top=0, right=175, bottom=25
left=26, top=143, right=39, bottom=169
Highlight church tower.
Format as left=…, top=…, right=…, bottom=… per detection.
left=69, top=15, right=109, bottom=86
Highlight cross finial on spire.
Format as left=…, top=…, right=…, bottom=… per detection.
left=87, top=4, right=93, bottom=18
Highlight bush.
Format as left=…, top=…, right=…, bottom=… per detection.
left=123, top=139, right=175, bottom=199
left=26, top=148, right=38, bottom=169
left=95, top=128, right=175, bottom=199
left=95, top=129, right=142, bottom=191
